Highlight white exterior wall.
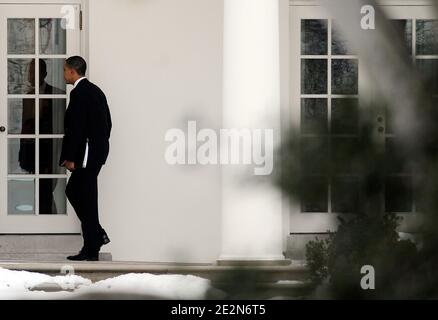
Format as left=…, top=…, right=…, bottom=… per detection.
left=87, top=0, right=433, bottom=262
left=87, top=0, right=224, bottom=263
left=0, top=0, right=292, bottom=263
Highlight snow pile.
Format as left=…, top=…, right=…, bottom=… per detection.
left=0, top=268, right=212, bottom=300
left=275, top=280, right=305, bottom=285
left=74, top=273, right=212, bottom=299
left=0, top=268, right=91, bottom=299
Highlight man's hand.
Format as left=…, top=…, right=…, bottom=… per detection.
left=62, top=161, right=76, bottom=171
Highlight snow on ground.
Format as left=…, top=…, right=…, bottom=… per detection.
left=0, top=268, right=212, bottom=300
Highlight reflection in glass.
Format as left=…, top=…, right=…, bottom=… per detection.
left=390, top=20, right=412, bottom=55
left=300, top=137, right=329, bottom=174
left=40, top=179, right=67, bottom=215
left=417, top=59, right=438, bottom=94
left=301, top=59, right=327, bottom=94
left=332, top=137, right=360, bottom=174
left=301, top=98, right=327, bottom=134
left=332, top=23, right=353, bottom=55
left=385, top=176, right=413, bottom=213
left=332, top=176, right=360, bottom=213
left=301, top=176, right=328, bottom=213
left=301, top=19, right=327, bottom=55
left=23, top=60, right=66, bottom=94
left=39, top=18, right=67, bottom=55
left=40, top=139, right=66, bottom=175
left=39, top=59, right=67, bottom=95
left=385, top=138, right=412, bottom=174
left=332, top=59, right=358, bottom=94
left=417, top=20, right=438, bottom=55
left=8, top=19, right=35, bottom=54
left=8, top=59, right=35, bottom=94
left=9, top=138, right=35, bottom=174
left=40, top=99, right=66, bottom=134
left=8, top=179, right=35, bottom=215
left=331, top=98, right=359, bottom=134
left=8, top=99, right=35, bottom=134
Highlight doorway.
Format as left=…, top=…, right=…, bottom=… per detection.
left=0, top=4, right=81, bottom=233
left=288, top=4, right=436, bottom=233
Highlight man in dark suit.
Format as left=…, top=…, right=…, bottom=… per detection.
left=19, top=59, right=66, bottom=214
left=60, top=56, right=112, bottom=261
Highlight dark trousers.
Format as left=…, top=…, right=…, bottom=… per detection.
left=66, top=164, right=105, bottom=254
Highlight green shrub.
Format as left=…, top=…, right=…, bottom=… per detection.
left=305, top=236, right=331, bottom=285
left=304, top=213, right=421, bottom=299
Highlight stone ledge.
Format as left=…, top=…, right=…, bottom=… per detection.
left=0, top=252, right=112, bottom=262
left=217, top=259, right=293, bottom=267
left=0, top=235, right=82, bottom=253
left=0, top=260, right=309, bottom=284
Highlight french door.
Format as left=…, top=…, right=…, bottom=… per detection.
left=0, top=4, right=81, bottom=233
left=289, top=4, right=436, bottom=233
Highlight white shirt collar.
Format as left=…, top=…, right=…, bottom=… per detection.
left=73, top=77, right=87, bottom=89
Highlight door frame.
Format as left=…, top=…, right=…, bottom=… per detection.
left=0, top=3, right=83, bottom=233
left=287, top=2, right=436, bottom=234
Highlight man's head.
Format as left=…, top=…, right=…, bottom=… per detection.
left=64, top=56, right=87, bottom=84
left=28, top=59, right=48, bottom=87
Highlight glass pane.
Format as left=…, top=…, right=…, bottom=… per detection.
left=8, top=59, right=35, bottom=94
left=385, top=176, right=413, bottom=213
left=390, top=20, right=412, bottom=55
left=385, top=138, right=412, bottom=174
left=332, top=59, right=358, bottom=94
left=331, top=137, right=361, bottom=174
left=39, top=59, right=67, bottom=95
left=300, top=176, right=328, bottom=213
left=301, top=19, right=327, bottom=55
left=301, top=59, right=327, bottom=94
left=39, top=18, right=67, bottom=55
left=332, top=23, right=353, bottom=55
left=416, top=59, right=438, bottom=94
left=7, top=19, right=35, bottom=54
left=8, top=99, right=35, bottom=134
left=301, top=98, right=327, bottom=134
left=40, top=139, right=66, bottom=175
left=40, top=99, right=66, bottom=134
left=416, top=20, right=438, bottom=55
left=331, top=98, right=359, bottom=134
left=332, top=176, right=360, bottom=213
left=8, top=179, right=35, bottom=215
left=300, top=137, right=329, bottom=174
left=39, top=179, right=67, bottom=215
left=8, top=138, right=35, bottom=174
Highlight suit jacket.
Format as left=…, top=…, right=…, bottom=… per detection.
left=59, top=79, right=112, bottom=168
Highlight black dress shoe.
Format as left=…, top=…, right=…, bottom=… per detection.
left=102, top=232, right=110, bottom=245
left=67, top=252, right=99, bottom=261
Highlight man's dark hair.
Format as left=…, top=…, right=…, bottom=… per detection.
left=39, top=59, right=47, bottom=76
left=65, top=56, right=87, bottom=76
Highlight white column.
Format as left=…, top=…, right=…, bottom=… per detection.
left=219, top=0, right=285, bottom=264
